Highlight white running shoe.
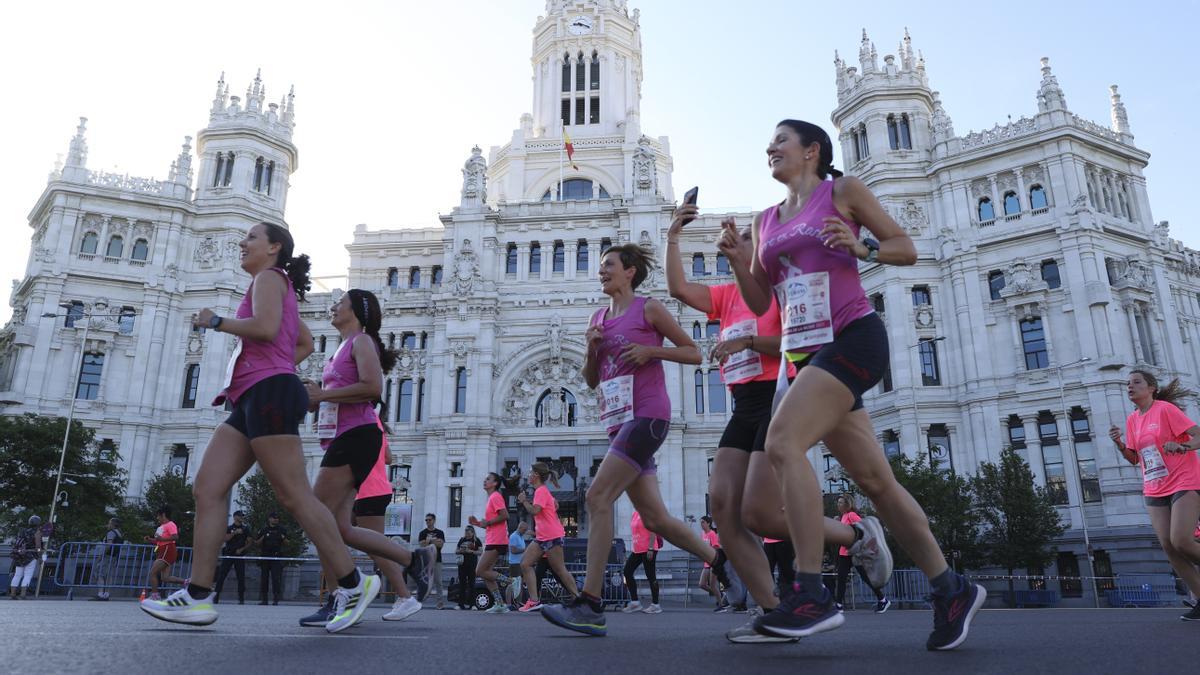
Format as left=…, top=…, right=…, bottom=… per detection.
left=326, top=573, right=381, bottom=634
left=140, top=588, right=218, bottom=626
left=382, top=596, right=422, bottom=621
left=622, top=601, right=643, bottom=613
left=642, top=603, right=662, bottom=614
left=849, top=516, right=894, bottom=590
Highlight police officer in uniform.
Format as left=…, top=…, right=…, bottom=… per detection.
left=214, top=510, right=251, bottom=604
left=255, top=513, right=288, bottom=605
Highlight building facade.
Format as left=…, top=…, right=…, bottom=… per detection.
left=3, top=1, right=1198, bottom=596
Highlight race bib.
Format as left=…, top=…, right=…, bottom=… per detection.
left=778, top=271, right=834, bottom=351
left=1140, top=445, right=1169, bottom=482
left=599, top=375, right=635, bottom=427
left=317, top=401, right=339, bottom=439
left=720, top=319, right=763, bottom=382
left=222, top=338, right=243, bottom=390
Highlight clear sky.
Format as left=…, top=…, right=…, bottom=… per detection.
left=3, top=0, right=1197, bottom=323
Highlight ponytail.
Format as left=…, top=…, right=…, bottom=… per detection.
left=260, top=221, right=312, bottom=300
left=346, top=288, right=398, bottom=372
left=531, top=461, right=560, bottom=489
left=1134, top=369, right=1198, bottom=411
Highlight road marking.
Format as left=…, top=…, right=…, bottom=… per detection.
left=19, top=631, right=428, bottom=640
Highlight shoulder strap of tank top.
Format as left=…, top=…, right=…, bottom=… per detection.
left=590, top=307, right=606, bottom=326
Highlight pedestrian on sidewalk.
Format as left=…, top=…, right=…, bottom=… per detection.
left=91, top=517, right=123, bottom=601
left=9, top=515, right=43, bottom=600
left=214, top=511, right=250, bottom=604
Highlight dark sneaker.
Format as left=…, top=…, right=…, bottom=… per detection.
left=299, top=595, right=336, bottom=627
left=541, top=595, right=606, bottom=636
left=407, top=546, right=435, bottom=602
left=926, top=580, right=986, bottom=651
left=875, top=598, right=892, bottom=614
left=1181, top=604, right=1200, bottom=621
left=711, top=549, right=732, bottom=588
left=848, top=516, right=894, bottom=590
left=754, top=583, right=844, bottom=639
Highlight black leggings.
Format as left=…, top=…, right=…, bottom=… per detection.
left=623, top=552, right=659, bottom=604
left=834, top=554, right=883, bottom=604
left=763, top=540, right=795, bottom=590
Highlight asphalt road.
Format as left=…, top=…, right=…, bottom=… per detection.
left=3, top=599, right=1196, bottom=674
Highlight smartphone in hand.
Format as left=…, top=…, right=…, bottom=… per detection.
left=682, top=186, right=699, bottom=225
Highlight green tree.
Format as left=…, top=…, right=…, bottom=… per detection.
left=236, top=470, right=309, bottom=559
left=138, top=470, right=196, bottom=547
left=0, top=413, right=126, bottom=546
left=971, top=446, right=1067, bottom=597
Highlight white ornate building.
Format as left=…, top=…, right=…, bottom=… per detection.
left=3, top=2, right=1199, bottom=599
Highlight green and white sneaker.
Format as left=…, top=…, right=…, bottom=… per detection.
left=326, top=573, right=381, bottom=634
left=726, top=620, right=798, bottom=644
left=140, top=588, right=218, bottom=626
left=485, top=602, right=511, bottom=614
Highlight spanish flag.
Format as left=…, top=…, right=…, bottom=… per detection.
left=563, top=129, right=579, bottom=170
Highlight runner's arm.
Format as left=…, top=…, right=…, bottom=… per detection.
left=294, top=321, right=314, bottom=365
left=832, top=176, right=916, bottom=266
left=665, top=233, right=713, bottom=314
left=644, top=299, right=702, bottom=365
left=724, top=213, right=773, bottom=316
left=202, top=270, right=287, bottom=341
left=309, top=336, right=383, bottom=404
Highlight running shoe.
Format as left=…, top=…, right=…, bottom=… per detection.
left=875, top=598, right=892, bottom=614
left=848, top=516, right=894, bottom=590
left=1181, top=604, right=1200, bottom=621
left=140, top=588, right=218, bottom=626
left=518, top=599, right=543, bottom=613
left=711, top=548, right=732, bottom=587
left=326, top=573, right=381, bottom=634
left=726, top=620, right=799, bottom=644
left=407, top=546, right=435, bottom=602
left=926, top=579, right=986, bottom=651
left=541, top=595, right=607, bottom=636
left=299, top=596, right=336, bottom=627
left=485, top=602, right=511, bottom=614
left=732, top=604, right=749, bottom=614
left=642, top=603, right=662, bottom=614
left=754, top=583, right=844, bottom=639
left=622, top=601, right=643, bottom=613
left=383, top=596, right=422, bottom=621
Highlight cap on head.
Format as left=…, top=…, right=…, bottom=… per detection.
left=28, top=515, right=42, bottom=526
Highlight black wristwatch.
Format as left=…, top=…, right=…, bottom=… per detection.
left=209, top=315, right=224, bottom=331
left=862, top=238, right=880, bottom=263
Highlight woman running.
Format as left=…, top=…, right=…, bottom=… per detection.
left=665, top=208, right=892, bottom=640
left=300, top=413, right=427, bottom=627
left=698, top=516, right=726, bottom=610
left=722, top=120, right=984, bottom=650
left=1108, top=370, right=1200, bottom=621
left=543, top=243, right=730, bottom=636
left=622, top=510, right=661, bottom=614
left=144, top=506, right=185, bottom=601
left=141, top=221, right=379, bottom=633
left=297, top=290, right=434, bottom=626
left=468, top=472, right=511, bottom=613
left=517, top=462, right=581, bottom=612
left=833, top=495, right=890, bottom=613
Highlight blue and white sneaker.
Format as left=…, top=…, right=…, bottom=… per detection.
left=299, top=595, right=336, bottom=627
left=542, top=595, right=606, bottom=636
left=754, top=583, right=843, bottom=639
left=140, top=588, right=218, bottom=626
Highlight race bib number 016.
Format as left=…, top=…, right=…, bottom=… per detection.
left=599, top=375, right=634, bottom=427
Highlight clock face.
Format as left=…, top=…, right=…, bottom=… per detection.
left=568, top=15, right=593, bottom=35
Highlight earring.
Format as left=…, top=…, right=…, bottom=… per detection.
left=804, top=155, right=812, bottom=160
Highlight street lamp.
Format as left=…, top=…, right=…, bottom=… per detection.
left=34, top=303, right=100, bottom=598
left=1054, top=356, right=1101, bottom=608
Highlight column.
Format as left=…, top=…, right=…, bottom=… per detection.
left=534, top=57, right=544, bottom=127
left=517, top=244, right=530, bottom=282
left=569, top=58, right=578, bottom=125
left=1014, top=167, right=1028, bottom=211
left=1123, top=302, right=1143, bottom=363
left=587, top=238, right=600, bottom=279
left=541, top=245, right=551, bottom=281
left=583, top=53, right=592, bottom=125
left=988, top=175, right=1001, bottom=214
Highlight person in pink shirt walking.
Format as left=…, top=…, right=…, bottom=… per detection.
left=469, top=472, right=511, bottom=613
left=1108, top=370, right=1200, bottom=621
left=516, top=462, right=580, bottom=612
left=622, top=510, right=662, bottom=614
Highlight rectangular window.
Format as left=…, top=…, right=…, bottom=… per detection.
left=416, top=377, right=425, bottom=423
left=1021, top=318, right=1049, bottom=370
left=928, top=424, right=952, bottom=472
left=1041, top=260, right=1061, bottom=289
left=706, top=321, right=721, bottom=338
left=1072, top=411, right=1101, bottom=503
left=529, top=243, right=541, bottom=274
left=553, top=241, right=565, bottom=273
left=918, top=338, right=941, bottom=386
left=561, top=99, right=570, bottom=126
left=575, top=60, right=585, bottom=91
left=506, top=244, right=517, bottom=275
left=576, top=240, right=588, bottom=271
left=575, top=97, right=585, bottom=125
left=450, top=461, right=464, bottom=478
left=431, top=265, right=443, bottom=286
left=1093, top=550, right=1116, bottom=591
left=912, top=285, right=931, bottom=307
left=881, top=365, right=893, bottom=392
left=716, top=254, right=730, bottom=275
left=1057, top=552, right=1082, bottom=598
left=589, top=97, right=600, bottom=124
left=181, top=363, right=200, bottom=409
left=694, top=370, right=704, bottom=413
left=988, top=271, right=1006, bottom=301
left=1028, top=563, right=1046, bottom=591
left=707, top=369, right=726, bottom=414
left=870, top=292, right=885, bottom=314
left=1040, top=413, right=1068, bottom=505
left=387, top=267, right=399, bottom=288
left=401, top=333, right=417, bottom=350
left=454, top=367, right=467, bottom=414
left=409, top=267, right=421, bottom=289
left=398, top=378, right=413, bottom=423
left=65, top=301, right=84, bottom=328
left=449, top=486, right=463, bottom=527
left=118, top=308, right=136, bottom=335
left=75, top=352, right=104, bottom=400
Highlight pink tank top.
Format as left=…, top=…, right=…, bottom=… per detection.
left=757, top=180, right=873, bottom=353
left=589, top=296, right=670, bottom=430
left=214, top=268, right=301, bottom=406
left=630, top=511, right=657, bottom=554
left=356, top=415, right=391, bottom=500
left=319, top=332, right=381, bottom=449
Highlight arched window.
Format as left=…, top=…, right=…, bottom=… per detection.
left=105, top=235, right=123, bottom=258
left=693, top=369, right=705, bottom=412
left=898, top=113, right=912, bottom=149
left=692, top=253, right=706, bottom=277
left=408, top=266, right=421, bottom=288
left=1003, top=191, right=1020, bottom=215
left=692, top=321, right=702, bottom=340
left=716, top=253, right=730, bottom=275
left=431, top=265, right=443, bottom=286
left=590, top=51, right=600, bottom=90
left=319, top=335, right=327, bottom=352
left=80, top=232, right=99, bottom=255
left=181, top=363, right=200, bottom=409
left=542, top=179, right=608, bottom=201
left=530, top=242, right=541, bottom=274
left=131, top=238, right=149, bottom=261
left=553, top=241, right=565, bottom=273
left=589, top=51, right=601, bottom=124
left=575, top=51, right=585, bottom=91
left=853, top=124, right=870, bottom=162
left=561, top=52, right=571, bottom=92
left=253, top=157, right=265, bottom=192
left=535, top=388, right=578, bottom=427
left=386, top=267, right=399, bottom=288
left=506, top=244, right=518, bottom=274
left=212, top=152, right=226, bottom=187
left=988, top=270, right=1006, bottom=300
left=220, top=152, right=234, bottom=187
left=65, top=301, right=84, bottom=328
left=1029, top=185, right=1048, bottom=210
left=978, top=197, right=995, bottom=222
left=887, top=115, right=899, bottom=150
left=707, top=369, right=726, bottom=413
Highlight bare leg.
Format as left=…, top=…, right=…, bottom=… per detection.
left=626, top=474, right=718, bottom=564
left=741, top=451, right=856, bottom=548
left=580, top=455, right=644, bottom=597
left=1168, top=491, right=1200, bottom=566
left=1148, top=501, right=1200, bottom=597
left=356, top=514, right=410, bottom=599
left=313, top=466, right=414, bottom=566
left=709, top=448, right=778, bottom=609
left=545, top=546, right=579, bottom=599
left=189, top=425, right=256, bottom=588
left=520, top=541, right=545, bottom=602
left=476, top=548, right=501, bottom=595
